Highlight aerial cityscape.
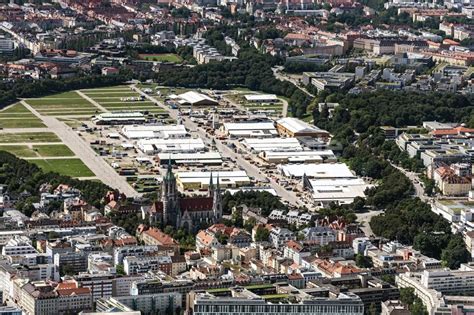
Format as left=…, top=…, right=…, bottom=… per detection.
left=0, top=0, right=471, bottom=314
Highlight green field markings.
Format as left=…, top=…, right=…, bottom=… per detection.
left=40, top=91, right=84, bottom=99
left=139, top=53, right=183, bottom=63
left=81, top=86, right=130, bottom=92
left=100, top=102, right=157, bottom=107
left=0, top=132, right=60, bottom=143
left=37, top=111, right=99, bottom=116
left=84, top=91, right=139, bottom=97
left=0, top=119, right=46, bottom=128
left=0, top=145, right=38, bottom=157
left=0, top=103, right=32, bottom=114
left=32, top=144, right=74, bottom=157
left=26, top=98, right=92, bottom=106
left=30, top=158, right=94, bottom=177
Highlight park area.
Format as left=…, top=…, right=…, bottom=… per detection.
left=139, top=53, right=183, bottom=63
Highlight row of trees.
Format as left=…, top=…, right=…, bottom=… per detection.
left=0, top=152, right=110, bottom=210
left=0, top=73, right=130, bottom=110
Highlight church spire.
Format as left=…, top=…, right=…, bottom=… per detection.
left=165, top=156, right=174, bottom=181
left=208, top=172, right=214, bottom=197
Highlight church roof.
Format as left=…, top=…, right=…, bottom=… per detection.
left=151, top=196, right=214, bottom=214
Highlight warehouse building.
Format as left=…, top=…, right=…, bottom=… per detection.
left=221, top=122, right=278, bottom=138
left=176, top=171, right=251, bottom=190
left=244, top=94, right=279, bottom=103
left=278, top=163, right=371, bottom=206
left=92, top=112, right=146, bottom=125
left=137, top=138, right=205, bottom=155
left=121, top=125, right=187, bottom=139
left=157, top=152, right=223, bottom=165
left=176, top=91, right=218, bottom=106
left=306, top=177, right=371, bottom=206
left=260, top=150, right=336, bottom=164
left=279, top=163, right=356, bottom=179
left=242, top=138, right=302, bottom=153
left=276, top=117, right=330, bottom=140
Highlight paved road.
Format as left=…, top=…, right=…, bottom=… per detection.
left=76, top=91, right=109, bottom=113
left=356, top=210, right=379, bottom=237
left=132, top=85, right=306, bottom=207
left=391, top=164, right=429, bottom=202
left=272, top=67, right=315, bottom=98
left=21, top=101, right=140, bottom=197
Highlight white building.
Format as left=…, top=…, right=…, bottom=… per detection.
left=244, top=94, right=279, bottom=103
left=242, top=138, right=302, bottom=153
left=176, top=171, right=251, bottom=190
left=279, top=163, right=355, bottom=178
left=137, top=138, right=205, bottom=155
left=121, top=125, right=188, bottom=139
left=270, top=227, right=295, bottom=249
left=1, top=236, right=37, bottom=256
left=221, top=122, right=278, bottom=138
left=261, top=150, right=336, bottom=164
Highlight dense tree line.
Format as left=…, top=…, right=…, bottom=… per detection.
left=283, top=61, right=331, bottom=74
left=0, top=74, right=129, bottom=110
left=0, top=152, right=109, bottom=210
left=222, top=191, right=286, bottom=216
left=314, top=90, right=474, bottom=134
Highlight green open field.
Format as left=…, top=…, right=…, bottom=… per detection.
left=84, top=92, right=140, bottom=98
left=0, top=144, right=74, bottom=157
left=31, top=158, right=94, bottom=177
left=0, top=145, right=38, bottom=157
left=0, top=132, right=60, bottom=143
left=81, top=86, right=130, bottom=92
left=0, top=119, right=46, bottom=128
left=0, top=103, right=46, bottom=128
left=25, top=98, right=92, bottom=106
left=139, top=53, right=183, bottom=63
left=32, top=144, right=74, bottom=157
left=41, top=91, right=83, bottom=99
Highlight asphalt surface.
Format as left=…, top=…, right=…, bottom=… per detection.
left=21, top=100, right=140, bottom=197
left=76, top=90, right=109, bottom=113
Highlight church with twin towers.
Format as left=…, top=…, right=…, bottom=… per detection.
left=147, top=160, right=223, bottom=232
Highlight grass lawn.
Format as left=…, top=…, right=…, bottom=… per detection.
left=42, top=91, right=83, bottom=99
left=81, top=86, right=130, bottom=92
left=0, top=103, right=32, bottom=114
left=32, top=144, right=74, bottom=157
left=0, top=118, right=45, bottom=128
left=31, top=158, right=94, bottom=177
left=0, top=132, right=60, bottom=143
left=25, top=98, right=92, bottom=106
left=100, top=102, right=156, bottom=107
left=139, top=53, right=183, bottom=63
left=37, top=111, right=99, bottom=116
left=84, top=92, right=138, bottom=97
left=0, top=145, right=37, bottom=157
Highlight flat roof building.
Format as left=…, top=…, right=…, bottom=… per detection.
left=176, top=171, right=251, bottom=190
left=242, top=138, right=302, bottom=153
left=260, top=150, right=336, bottom=164
left=244, top=94, right=279, bottom=103
left=279, top=163, right=355, bottom=178
left=221, top=122, right=278, bottom=138
left=276, top=118, right=330, bottom=139
left=137, top=138, right=205, bottom=155
left=121, top=125, right=187, bottom=139
left=93, top=112, right=146, bottom=125
left=157, top=152, right=223, bottom=165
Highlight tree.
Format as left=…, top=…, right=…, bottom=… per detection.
left=399, top=287, right=415, bottom=306
left=355, top=254, right=373, bottom=268
left=441, top=234, right=470, bottom=269
left=255, top=226, right=270, bottom=242
left=116, top=264, right=126, bottom=276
